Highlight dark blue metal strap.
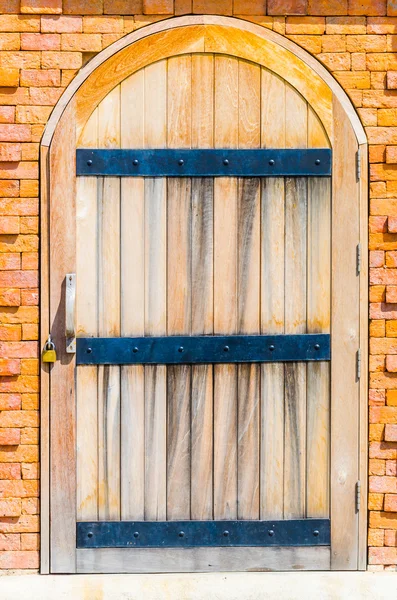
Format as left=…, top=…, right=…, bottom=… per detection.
left=76, top=148, right=332, bottom=177
left=77, top=519, right=330, bottom=548
left=76, top=334, right=330, bottom=365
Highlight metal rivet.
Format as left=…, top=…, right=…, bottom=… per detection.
left=314, top=344, right=320, bottom=350
left=269, top=159, right=275, bottom=166
left=87, top=531, right=93, bottom=538
left=178, top=346, right=184, bottom=353
left=178, top=531, right=185, bottom=538
left=313, top=530, right=319, bottom=537
left=133, top=532, right=139, bottom=538
left=133, top=347, right=138, bottom=353
left=268, top=530, right=275, bottom=537
left=87, top=159, right=93, bottom=166
left=269, top=345, right=275, bottom=351
left=87, top=348, right=92, bottom=354
left=133, top=159, right=139, bottom=166
left=223, top=345, right=229, bottom=352
left=223, top=531, right=229, bottom=537
left=223, top=159, right=229, bottom=166
left=178, top=159, right=184, bottom=166
left=315, top=159, right=321, bottom=165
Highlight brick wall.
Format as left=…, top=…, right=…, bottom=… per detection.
left=0, top=0, right=396, bottom=573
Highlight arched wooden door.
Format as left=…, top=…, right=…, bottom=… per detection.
left=41, top=18, right=367, bottom=574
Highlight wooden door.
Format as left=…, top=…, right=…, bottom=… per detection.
left=43, top=25, right=366, bottom=573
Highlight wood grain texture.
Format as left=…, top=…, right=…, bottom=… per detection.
left=49, top=99, right=77, bottom=572
left=260, top=69, right=285, bottom=520
left=76, top=109, right=98, bottom=522
left=144, top=59, right=167, bottom=522
left=331, top=96, right=360, bottom=570
left=97, top=86, right=121, bottom=522
left=77, top=546, right=330, bottom=573
left=39, top=143, right=50, bottom=574
left=213, top=55, right=238, bottom=521
left=120, top=70, right=145, bottom=520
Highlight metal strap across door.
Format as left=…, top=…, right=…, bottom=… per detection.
left=75, top=145, right=331, bottom=550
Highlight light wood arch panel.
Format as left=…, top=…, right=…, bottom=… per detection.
left=41, top=16, right=368, bottom=574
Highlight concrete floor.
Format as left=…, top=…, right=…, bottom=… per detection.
left=0, top=572, right=396, bottom=599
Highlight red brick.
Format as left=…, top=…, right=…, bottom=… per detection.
left=0, top=107, right=15, bottom=124
left=385, top=494, right=397, bottom=511
left=0, top=325, right=22, bottom=341
left=0, top=393, right=21, bottom=410
left=0, top=124, right=30, bottom=143
left=64, top=0, right=104, bottom=14
left=21, top=32, right=60, bottom=50
left=267, top=0, right=306, bottom=14
left=20, top=289, right=38, bottom=306
left=192, top=0, right=232, bottom=14
left=104, top=0, right=143, bottom=14
left=370, top=389, right=386, bottom=405
left=0, top=428, right=20, bottom=446
left=0, top=289, right=20, bottom=307
left=349, top=0, right=386, bottom=16
left=308, top=0, right=347, bottom=16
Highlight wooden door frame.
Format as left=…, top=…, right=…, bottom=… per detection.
left=40, top=15, right=368, bottom=574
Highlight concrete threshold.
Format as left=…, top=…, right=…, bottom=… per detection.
left=0, top=572, right=396, bottom=600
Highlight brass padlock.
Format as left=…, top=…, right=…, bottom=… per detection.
left=42, top=336, right=57, bottom=363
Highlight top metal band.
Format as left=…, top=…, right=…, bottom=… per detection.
left=76, top=148, right=332, bottom=177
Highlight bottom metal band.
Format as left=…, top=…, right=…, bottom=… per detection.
left=77, top=519, right=330, bottom=549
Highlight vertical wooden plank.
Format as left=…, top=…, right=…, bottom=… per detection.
left=97, top=85, right=121, bottom=521
left=260, top=69, right=285, bottom=520
left=191, top=54, right=214, bottom=520
left=237, top=60, right=260, bottom=520
left=144, top=59, right=167, bottom=521
left=284, top=84, right=307, bottom=519
left=40, top=143, right=50, bottom=574
left=214, top=55, right=238, bottom=520
left=166, top=55, right=192, bottom=520
left=331, top=96, right=360, bottom=570
left=76, top=109, right=98, bottom=522
left=120, top=70, right=145, bottom=520
left=306, top=107, right=331, bottom=519
left=49, top=99, right=76, bottom=572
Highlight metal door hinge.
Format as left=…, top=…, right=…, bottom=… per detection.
left=356, top=148, right=361, bottom=180
left=357, top=243, right=361, bottom=274
left=356, top=481, right=361, bottom=513
left=357, top=349, right=361, bottom=380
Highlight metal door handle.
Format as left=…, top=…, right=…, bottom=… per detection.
left=66, top=273, right=76, bottom=353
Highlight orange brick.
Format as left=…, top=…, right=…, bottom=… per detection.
left=287, top=35, right=322, bottom=54
left=193, top=0, right=232, bottom=14
left=21, top=462, right=38, bottom=479
left=0, top=498, right=21, bottom=517
left=321, top=34, right=346, bottom=52
left=371, top=371, right=397, bottom=388
left=83, top=16, right=123, bottom=33
left=0, top=107, right=15, bottom=123
left=0, top=68, right=19, bottom=87
left=371, top=354, right=386, bottom=371
left=20, top=427, right=38, bottom=445
left=0, top=51, right=40, bottom=69
left=20, top=0, right=62, bottom=13
left=387, top=389, right=397, bottom=404
left=21, top=143, right=39, bottom=161
left=104, top=0, right=143, bottom=14
left=385, top=529, right=397, bottom=545
left=0, top=33, right=21, bottom=51
left=0, top=289, right=20, bottom=307
left=20, top=289, right=38, bottom=306
left=61, top=33, right=102, bottom=51
left=308, top=0, right=347, bottom=16
left=318, top=52, right=351, bottom=70
left=64, top=0, right=103, bottom=14
left=21, top=497, right=39, bottom=514
left=41, top=50, right=82, bottom=69
left=370, top=459, right=386, bottom=475
left=21, top=393, right=38, bottom=410
left=0, top=359, right=20, bottom=376
left=352, top=52, right=366, bottom=70
left=370, top=423, right=385, bottom=441
left=0, top=0, right=19, bottom=11
left=386, top=320, right=397, bottom=336
left=369, top=145, right=385, bottom=162
left=0, top=234, right=38, bottom=253
left=0, top=216, right=19, bottom=234
left=285, top=17, right=325, bottom=34
left=368, top=17, right=397, bottom=32
left=61, top=69, right=78, bottom=86
left=371, top=319, right=386, bottom=337
left=0, top=515, right=38, bottom=534
left=349, top=0, right=386, bottom=16
left=16, top=106, right=52, bottom=124
left=334, top=71, right=371, bottom=89
left=389, top=0, right=397, bottom=16
left=0, top=15, right=40, bottom=33
left=369, top=492, right=385, bottom=509
left=21, top=324, right=38, bottom=341
left=20, top=217, right=38, bottom=234
left=347, top=34, right=387, bottom=52
left=0, top=394, right=21, bottom=410
left=0, top=340, right=37, bottom=358
left=371, top=72, right=387, bottom=89
left=267, top=0, right=306, bottom=14
left=41, top=15, right=82, bottom=32
left=326, top=16, right=366, bottom=34
left=233, top=0, right=265, bottom=13
left=387, top=71, right=397, bottom=90
left=368, top=528, right=385, bottom=546
left=387, top=146, right=397, bottom=164
left=21, top=533, right=39, bottom=551
left=370, top=389, right=386, bottom=405
left=0, top=306, right=38, bottom=326
left=21, top=32, right=60, bottom=50
left=0, top=463, right=21, bottom=478
left=0, top=325, right=21, bottom=341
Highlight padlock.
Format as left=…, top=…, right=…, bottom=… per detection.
left=42, top=337, right=57, bottom=363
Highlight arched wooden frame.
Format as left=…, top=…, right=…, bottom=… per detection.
left=40, top=15, right=368, bottom=574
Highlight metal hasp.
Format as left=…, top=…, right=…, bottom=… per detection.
left=76, top=148, right=332, bottom=177
left=76, top=334, right=330, bottom=365
left=77, top=519, right=330, bottom=549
